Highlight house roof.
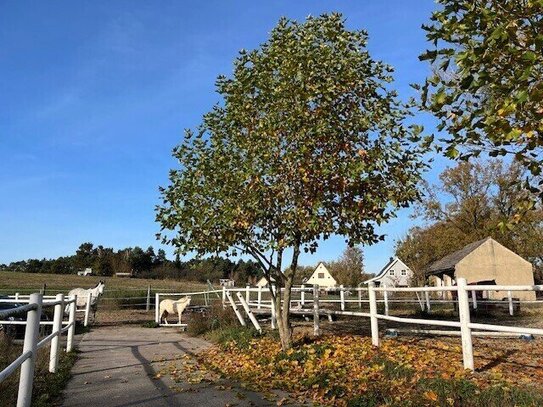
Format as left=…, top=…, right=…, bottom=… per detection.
left=426, top=237, right=491, bottom=275
left=364, top=257, right=398, bottom=284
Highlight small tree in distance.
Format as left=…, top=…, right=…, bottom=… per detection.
left=326, top=246, right=369, bottom=287
left=157, top=13, right=428, bottom=350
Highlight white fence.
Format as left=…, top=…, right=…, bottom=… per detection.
left=0, top=293, right=77, bottom=407
left=214, top=280, right=542, bottom=371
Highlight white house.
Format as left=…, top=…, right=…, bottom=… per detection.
left=305, top=262, right=337, bottom=289
left=364, top=257, right=413, bottom=287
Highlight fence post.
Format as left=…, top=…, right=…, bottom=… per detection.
left=236, top=292, right=262, bottom=333
left=457, top=278, right=474, bottom=371
left=40, top=284, right=46, bottom=295
left=271, top=285, right=277, bottom=329
left=49, top=293, right=64, bottom=373
left=340, top=285, right=345, bottom=311
left=508, top=290, right=513, bottom=316
left=222, top=286, right=226, bottom=308
left=146, top=285, right=151, bottom=312
left=300, top=284, right=305, bottom=306
left=67, top=295, right=77, bottom=352
left=84, top=293, right=92, bottom=327
left=471, top=290, right=477, bottom=310
left=383, top=284, right=389, bottom=316
left=358, top=286, right=362, bottom=309
left=257, top=286, right=262, bottom=310
left=424, top=286, right=431, bottom=312
left=155, top=293, right=160, bottom=323
left=17, top=293, right=42, bottom=407
left=226, top=291, right=246, bottom=326
left=245, top=285, right=250, bottom=304
left=15, top=292, right=19, bottom=300
left=368, top=282, right=379, bottom=346
left=313, top=285, right=320, bottom=336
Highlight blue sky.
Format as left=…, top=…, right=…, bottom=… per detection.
left=0, top=1, right=452, bottom=273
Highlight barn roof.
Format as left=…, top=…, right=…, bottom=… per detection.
left=426, top=237, right=491, bottom=275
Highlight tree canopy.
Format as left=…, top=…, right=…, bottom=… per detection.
left=396, top=160, right=543, bottom=284
left=326, top=246, right=369, bottom=287
left=418, top=0, right=543, bottom=196
left=157, top=13, right=428, bottom=349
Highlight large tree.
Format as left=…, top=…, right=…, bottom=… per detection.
left=396, top=160, right=543, bottom=284
left=157, top=14, right=428, bottom=350
left=418, top=0, right=543, bottom=196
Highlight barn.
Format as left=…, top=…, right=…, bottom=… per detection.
left=426, top=237, right=536, bottom=301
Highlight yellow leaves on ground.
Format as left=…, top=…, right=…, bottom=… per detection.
left=198, top=334, right=543, bottom=406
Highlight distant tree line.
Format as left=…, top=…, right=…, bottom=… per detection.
left=1, top=242, right=261, bottom=284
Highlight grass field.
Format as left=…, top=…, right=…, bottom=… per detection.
left=0, top=270, right=209, bottom=320
left=0, top=270, right=207, bottom=293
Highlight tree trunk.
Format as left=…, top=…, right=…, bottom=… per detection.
left=273, top=243, right=300, bottom=351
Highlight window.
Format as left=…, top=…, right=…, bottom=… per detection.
left=401, top=269, right=407, bottom=276
left=389, top=270, right=395, bottom=276
left=318, top=273, right=325, bottom=279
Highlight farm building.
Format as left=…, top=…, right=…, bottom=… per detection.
left=77, top=268, right=93, bottom=276
left=219, top=278, right=235, bottom=288
left=255, top=276, right=275, bottom=288
left=305, top=262, right=337, bottom=289
left=426, top=237, right=536, bottom=301
left=364, top=257, right=413, bottom=287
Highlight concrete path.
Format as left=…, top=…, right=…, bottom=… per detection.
left=62, top=326, right=281, bottom=407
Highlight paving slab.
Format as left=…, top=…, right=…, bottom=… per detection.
left=61, top=326, right=280, bottom=407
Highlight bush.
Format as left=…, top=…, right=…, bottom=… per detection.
left=187, top=302, right=238, bottom=336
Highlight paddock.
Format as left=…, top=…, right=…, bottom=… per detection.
left=154, top=280, right=543, bottom=371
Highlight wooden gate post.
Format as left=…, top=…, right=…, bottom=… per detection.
left=84, top=293, right=92, bottom=327
left=313, top=285, right=320, bottom=336
left=146, top=285, right=151, bottom=312
left=368, top=282, right=379, bottom=346
left=155, top=293, right=160, bottom=323
left=17, top=293, right=42, bottom=407
left=383, top=285, right=389, bottom=316
left=424, top=286, right=431, bottom=312
left=457, top=278, right=474, bottom=371
left=66, top=295, right=77, bottom=352
left=49, top=294, right=64, bottom=373
left=340, top=285, right=345, bottom=311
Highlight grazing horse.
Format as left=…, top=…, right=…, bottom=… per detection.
left=159, top=296, right=191, bottom=325
left=67, top=280, right=105, bottom=320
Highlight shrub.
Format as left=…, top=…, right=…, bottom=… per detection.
left=187, top=302, right=238, bottom=336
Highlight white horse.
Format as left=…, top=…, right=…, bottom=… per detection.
left=159, top=296, right=191, bottom=325
left=66, top=280, right=105, bottom=319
